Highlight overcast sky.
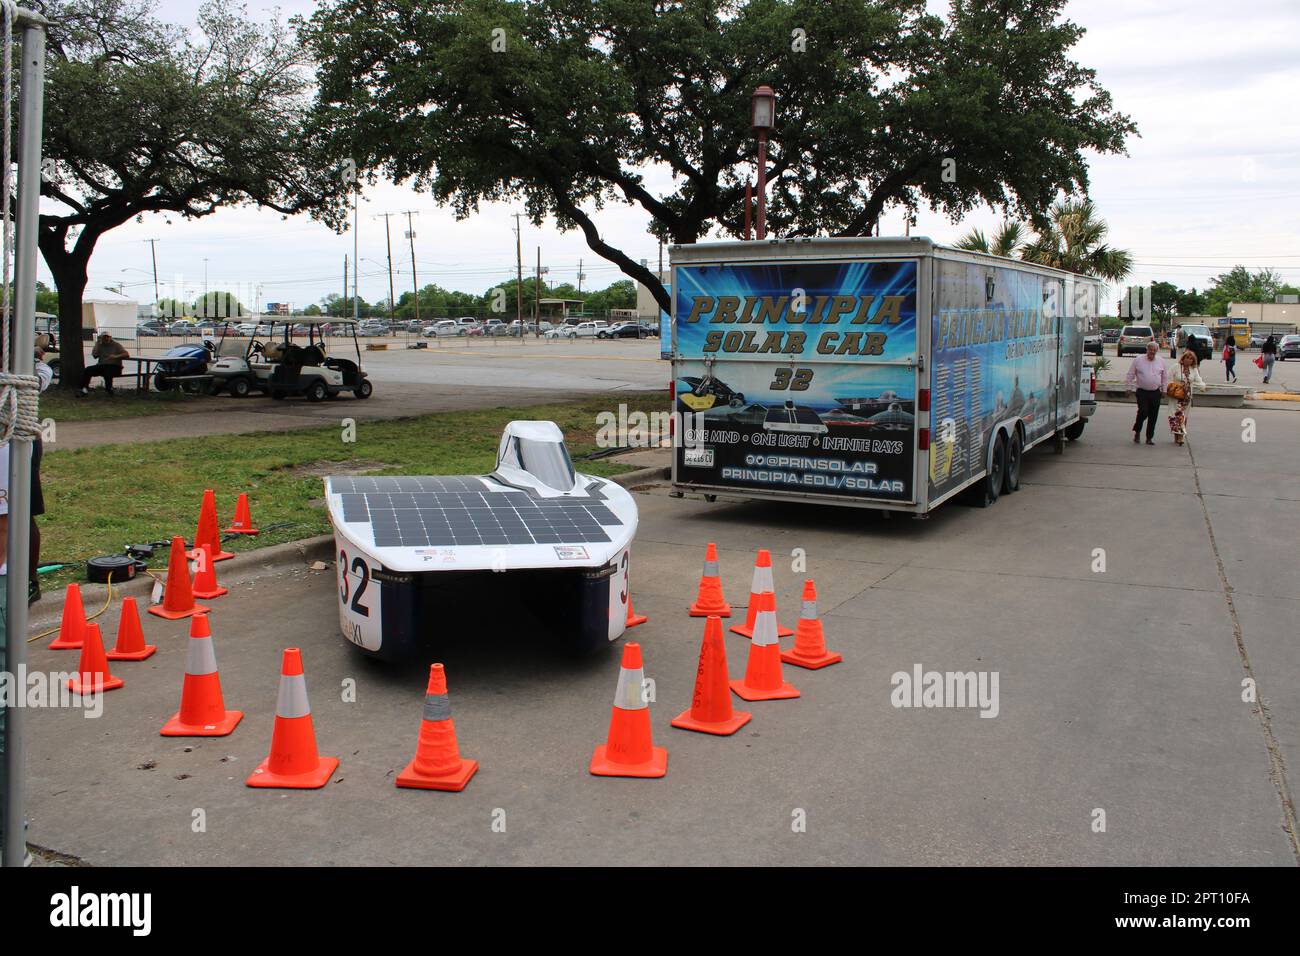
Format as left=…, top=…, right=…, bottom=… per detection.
left=61, top=0, right=1300, bottom=314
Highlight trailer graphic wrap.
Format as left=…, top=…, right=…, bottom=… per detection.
left=674, top=260, right=917, bottom=501
left=929, top=260, right=1080, bottom=501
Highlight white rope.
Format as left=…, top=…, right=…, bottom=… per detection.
left=0, top=0, right=41, bottom=445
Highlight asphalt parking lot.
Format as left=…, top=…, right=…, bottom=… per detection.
left=21, top=401, right=1299, bottom=866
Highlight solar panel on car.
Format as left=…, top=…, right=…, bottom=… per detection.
left=331, top=475, right=622, bottom=548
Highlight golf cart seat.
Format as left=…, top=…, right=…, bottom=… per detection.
left=324, top=356, right=357, bottom=374
left=302, top=344, right=327, bottom=366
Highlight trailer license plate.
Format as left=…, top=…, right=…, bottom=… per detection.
left=683, top=447, right=715, bottom=467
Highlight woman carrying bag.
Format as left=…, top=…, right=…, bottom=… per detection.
left=1167, top=347, right=1206, bottom=446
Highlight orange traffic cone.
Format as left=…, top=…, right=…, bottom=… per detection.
left=161, top=613, right=242, bottom=736
left=689, top=542, right=731, bottom=617
left=224, top=492, right=259, bottom=535
left=195, top=489, right=235, bottom=562
left=781, top=580, right=842, bottom=669
left=148, top=536, right=210, bottom=620
left=671, top=616, right=751, bottom=735
left=625, top=597, right=647, bottom=629
left=729, top=549, right=793, bottom=638
left=246, top=648, right=339, bottom=788
left=107, top=597, right=156, bottom=661
left=67, top=623, right=124, bottom=694
left=395, top=663, right=478, bottom=791
left=189, top=543, right=228, bottom=599
left=730, top=592, right=799, bottom=701
left=49, top=582, right=88, bottom=650
left=590, top=642, right=667, bottom=778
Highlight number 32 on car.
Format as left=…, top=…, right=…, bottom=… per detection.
left=338, top=548, right=383, bottom=651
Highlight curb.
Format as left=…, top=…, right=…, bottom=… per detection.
left=29, top=534, right=335, bottom=633
left=611, top=465, right=670, bottom=488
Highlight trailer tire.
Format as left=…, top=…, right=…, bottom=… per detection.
left=977, top=433, right=1007, bottom=508
left=1002, top=430, right=1023, bottom=494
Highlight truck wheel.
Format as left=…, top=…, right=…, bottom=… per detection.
left=305, top=380, right=328, bottom=402
left=230, top=376, right=251, bottom=398
left=978, top=434, right=1006, bottom=508
left=1064, top=420, right=1086, bottom=441
left=1002, top=430, right=1023, bottom=494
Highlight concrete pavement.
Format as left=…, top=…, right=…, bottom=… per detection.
left=20, top=401, right=1299, bottom=865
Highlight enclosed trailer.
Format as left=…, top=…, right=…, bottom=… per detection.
left=670, top=237, right=1100, bottom=513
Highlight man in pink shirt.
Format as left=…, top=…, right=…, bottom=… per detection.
left=1125, top=341, right=1167, bottom=444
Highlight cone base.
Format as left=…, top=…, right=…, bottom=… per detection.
left=210, top=549, right=236, bottom=562
left=781, top=648, right=843, bottom=669
left=224, top=526, right=259, bottom=536
left=670, top=707, right=752, bottom=735
left=729, top=678, right=799, bottom=701
left=246, top=755, right=339, bottom=789
left=48, top=635, right=84, bottom=650
left=589, top=744, right=667, bottom=778
left=161, top=709, right=243, bottom=737
left=395, top=756, right=478, bottom=791
left=68, top=675, right=124, bottom=694
left=689, top=602, right=731, bottom=618
left=147, top=602, right=211, bottom=620
left=192, top=585, right=229, bottom=599
left=107, top=644, right=157, bottom=662
left=625, top=611, right=648, bottom=628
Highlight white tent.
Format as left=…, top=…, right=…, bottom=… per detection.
left=82, top=288, right=140, bottom=336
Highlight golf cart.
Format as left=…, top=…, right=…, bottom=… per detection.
left=209, top=316, right=372, bottom=401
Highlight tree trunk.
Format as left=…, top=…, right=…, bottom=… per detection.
left=48, top=256, right=90, bottom=391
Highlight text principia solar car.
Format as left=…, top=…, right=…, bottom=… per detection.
left=324, top=421, right=640, bottom=659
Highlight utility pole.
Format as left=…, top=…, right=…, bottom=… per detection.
left=342, top=255, right=348, bottom=319
left=534, top=247, right=541, bottom=327
left=377, top=213, right=396, bottom=321
left=203, top=258, right=209, bottom=300
left=577, top=258, right=584, bottom=295
left=145, top=238, right=160, bottom=310
left=403, top=211, right=420, bottom=324
left=352, top=187, right=360, bottom=323
left=513, top=213, right=524, bottom=337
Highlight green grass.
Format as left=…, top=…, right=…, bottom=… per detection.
left=41, top=388, right=218, bottom=423
left=37, top=392, right=666, bottom=593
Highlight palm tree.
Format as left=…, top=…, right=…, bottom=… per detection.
left=1019, top=198, right=1133, bottom=282
left=954, top=221, right=1026, bottom=259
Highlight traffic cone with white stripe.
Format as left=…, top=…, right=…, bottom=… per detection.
left=195, top=488, right=235, bottom=562
left=49, top=582, right=88, bottom=650
left=590, top=642, right=667, bottom=778
left=730, top=592, right=799, bottom=701
left=671, top=615, right=751, bottom=735
left=625, top=597, right=647, bottom=628
left=147, top=536, right=210, bottom=620
left=689, top=542, right=731, bottom=617
left=224, top=493, right=259, bottom=535
left=189, top=543, right=228, bottom=599
left=67, top=623, right=123, bottom=694
left=246, top=648, right=339, bottom=788
left=395, top=663, right=478, bottom=791
left=729, top=549, right=793, bottom=638
left=781, top=579, right=842, bottom=669
left=161, top=613, right=242, bottom=736
left=107, top=597, right=156, bottom=661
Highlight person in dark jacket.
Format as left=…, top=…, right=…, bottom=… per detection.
left=1261, top=335, right=1277, bottom=385
left=77, top=332, right=129, bottom=396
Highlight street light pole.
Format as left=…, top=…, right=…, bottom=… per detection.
left=750, top=86, right=776, bottom=241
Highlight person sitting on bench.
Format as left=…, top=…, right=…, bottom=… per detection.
left=77, top=332, right=129, bottom=397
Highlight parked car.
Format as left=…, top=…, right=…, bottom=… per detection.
left=542, top=325, right=569, bottom=339
left=566, top=321, right=604, bottom=338
left=1171, top=324, right=1213, bottom=360
left=1249, top=332, right=1270, bottom=348
left=1101, top=328, right=1121, bottom=344
left=598, top=322, right=654, bottom=339
left=455, top=317, right=480, bottom=333
left=1083, top=332, right=1102, bottom=356
left=1278, top=334, right=1300, bottom=360
left=481, top=319, right=508, bottom=336
left=168, top=320, right=198, bottom=335
left=136, top=321, right=166, bottom=337
left=423, top=319, right=459, bottom=337
left=1116, top=324, right=1155, bottom=356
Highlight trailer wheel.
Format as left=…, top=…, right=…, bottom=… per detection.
left=1002, top=430, right=1023, bottom=494
left=976, top=433, right=1007, bottom=508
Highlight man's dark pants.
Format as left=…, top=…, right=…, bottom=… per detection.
left=1133, top=388, right=1162, bottom=440
left=80, top=362, right=120, bottom=393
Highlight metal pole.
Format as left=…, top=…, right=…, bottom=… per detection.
left=405, top=211, right=419, bottom=325
left=352, top=189, right=359, bottom=322
left=4, top=17, right=46, bottom=869
left=756, top=132, right=767, bottom=240
left=744, top=181, right=752, bottom=240
left=382, top=214, right=395, bottom=322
